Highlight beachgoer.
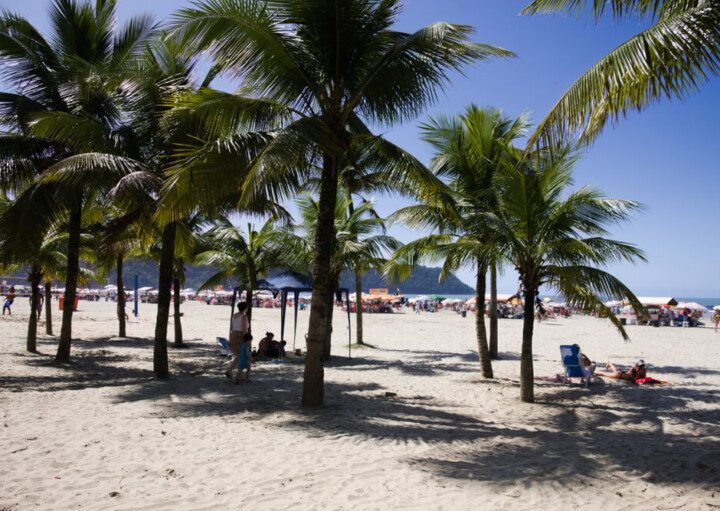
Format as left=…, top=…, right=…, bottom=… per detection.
left=257, top=331, right=274, bottom=358
left=599, top=360, right=647, bottom=381
left=117, top=290, right=129, bottom=322
left=225, top=302, right=250, bottom=379
left=267, top=338, right=286, bottom=358
left=714, top=309, right=720, bottom=333
left=234, top=333, right=253, bottom=384
left=36, top=290, right=44, bottom=316
left=3, top=286, right=16, bottom=315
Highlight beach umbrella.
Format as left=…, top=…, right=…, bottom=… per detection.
left=714, top=306, right=720, bottom=311
left=676, top=301, right=708, bottom=312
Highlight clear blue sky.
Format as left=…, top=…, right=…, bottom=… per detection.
left=4, top=0, right=719, bottom=297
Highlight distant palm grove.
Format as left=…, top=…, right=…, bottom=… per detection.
left=3, top=0, right=712, bottom=404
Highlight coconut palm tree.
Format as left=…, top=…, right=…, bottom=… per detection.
left=195, top=216, right=292, bottom=327
left=282, top=194, right=400, bottom=361
left=387, top=106, right=529, bottom=377
left=523, top=0, right=720, bottom=147
left=161, top=0, right=511, bottom=406
left=0, top=0, right=157, bottom=362
left=488, top=146, right=646, bottom=402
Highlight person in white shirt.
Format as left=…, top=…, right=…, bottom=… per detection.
left=225, top=302, right=250, bottom=379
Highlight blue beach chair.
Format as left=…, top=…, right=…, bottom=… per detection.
left=560, top=344, right=596, bottom=387
left=216, top=337, right=232, bottom=357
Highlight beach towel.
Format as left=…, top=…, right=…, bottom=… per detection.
left=633, top=377, right=671, bottom=385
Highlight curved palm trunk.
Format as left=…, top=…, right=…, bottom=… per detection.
left=56, top=201, right=82, bottom=363
left=44, top=281, right=53, bottom=336
left=173, top=277, right=183, bottom=347
left=521, top=286, right=537, bottom=403
left=27, top=266, right=42, bottom=353
left=475, top=259, right=493, bottom=378
left=302, top=154, right=339, bottom=407
left=489, top=261, right=499, bottom=359
left=117, top=255, right=126, bottom=338
left=154, top=223, right=176, bottom=378
left=354, top=271, right=363, bottom=345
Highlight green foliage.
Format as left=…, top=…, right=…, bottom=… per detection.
left=524, top=0, right=720, bottom=146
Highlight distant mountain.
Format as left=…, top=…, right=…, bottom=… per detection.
left=339, top=267, right=474, bottom=295
left=111, top=259, right=474, bottom=295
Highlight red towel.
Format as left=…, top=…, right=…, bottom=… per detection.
left=633, top=377, right=670, bottom=385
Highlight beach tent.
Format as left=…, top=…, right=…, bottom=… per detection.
left=636, top=297, right=678, bottom=307
left=234, top=270, right=351, bottom=356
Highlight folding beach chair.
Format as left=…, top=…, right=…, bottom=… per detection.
left=560, top=344, right=596, bottom=387
left=216, top=337, right=232, bottom=357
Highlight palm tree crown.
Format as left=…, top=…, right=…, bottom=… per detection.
left=524, top=0, right=720, bottom=146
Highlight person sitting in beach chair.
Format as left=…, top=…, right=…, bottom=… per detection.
left=598, top=360, right=647, bottom=381
left=560, top=344, right=596, bottom=386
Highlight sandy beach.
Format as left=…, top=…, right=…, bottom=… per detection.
left=1, top=298, right=719, bottom=510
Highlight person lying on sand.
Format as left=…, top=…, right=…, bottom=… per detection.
left=598, top=360, right=647, bottom=381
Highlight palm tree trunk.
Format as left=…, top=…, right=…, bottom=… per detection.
left=56, top=201, right=82, bottom=363
left=475, top=259, right=493, bottom=378
left=354, top=270, right=363, bottom=345
left=44, top=281, right=53, bottom=336
left=521, top=286, right=537, bottom=403
left=347, top=201, right=364, bottom=346
left=154, top=223, right=176, bottom=378
left=117, top=254, right=126, bottom=338
left=321, top=275, right=338, bottom=362
left=302, top=154, right=339, bottom=407
left=27, top=266, right=41, bottom=353
left=173, top=277, right=183, bottom=346
left=245, top=283, right=254, bottom=334
left=489, top=261, right=499, bottom=359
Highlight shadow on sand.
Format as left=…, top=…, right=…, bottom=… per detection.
left=3, top=337, right=719, bottom=490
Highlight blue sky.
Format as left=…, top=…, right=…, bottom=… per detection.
left=4, top=0, right=719, bottom=297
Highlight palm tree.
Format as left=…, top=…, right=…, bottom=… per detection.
left=523, top=0, right=720, bottom=147
left=162, top=0, right=510, bottom=406
left=488, top=146, right=646, bottom=402
left=0, top=0, right=157, bottom=362
left=195, top=216, right=291, bottom=328
left=20, top=31, right=223, bottom=374
left=283, top=194, right=400, bottom=361
left=388, top=106, right=529, bottom=377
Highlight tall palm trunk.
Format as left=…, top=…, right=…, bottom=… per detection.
left=44, top=281, right=53, bottom=336
left=56, top=201, right=82, bottom=362
left=173, top=277, right=183, bottom=346
left=489, top=261, right=499, bottom=359
left=27, top=265, right=42, bottom=353
left=117, top=254, right=126, bottom=338
left=521, top=285, right=537, bottom=403
left=321, top=275, right=338, bottom=362
left=354, top=271, right=363, bottom=345
left=475, top=259, right=493, bottom=378
left=347, top=201, right=364, bottom=346
left=245, top=283, right=254, bottom=334
left=302, top=153, right=339, bottom=407
left=154, top=223, right=176, bottom=378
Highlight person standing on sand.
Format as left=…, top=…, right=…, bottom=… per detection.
left=225, top=302, right=250, bottom=379
left=234, top=333, right=253, bottom=384
left=3, top=286, right=16, bottom=315
left=713, top=309, right=720, bottom=333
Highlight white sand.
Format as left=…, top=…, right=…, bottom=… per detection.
left=1, top=298, right=719, bottom=510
